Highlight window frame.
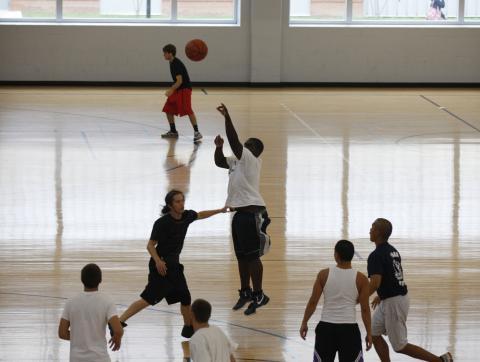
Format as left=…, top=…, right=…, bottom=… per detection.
left=0, top=0, right=241, bottom=24
left=289, top=0, right=480, bottom=26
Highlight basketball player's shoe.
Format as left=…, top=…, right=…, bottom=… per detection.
left=193, top=131, right=203, bottom=142
left=244, top=291, right=269, bottom=315
left=232, top=288, right=252, bottom=310
left=162, top=130, right=179, bottom=138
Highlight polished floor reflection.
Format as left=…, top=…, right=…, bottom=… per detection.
left=0, top=87, right=479, bottom=361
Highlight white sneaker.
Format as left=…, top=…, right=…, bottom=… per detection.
left=161, top=131, right=179, bottom=139
left=193, top=131, right=203, bottom=142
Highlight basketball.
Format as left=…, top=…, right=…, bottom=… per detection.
left=185, top=39, right=208, bottom=62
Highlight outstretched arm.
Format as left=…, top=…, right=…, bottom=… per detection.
left=197, top=207, right=229, bottom=220
left=216, top=104, right=243, bottom=159
left=214, top=135, right=229, bottom=169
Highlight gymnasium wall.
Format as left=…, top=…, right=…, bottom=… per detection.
left=0, top=0, right=479, bottom=83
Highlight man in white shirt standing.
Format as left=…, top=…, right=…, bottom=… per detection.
left=189, top=299, right=237, bottom=362
left=214, top=103, right=271, bottom=316
left=300, top=240, right=372, bottom=361
left=58, top=263, right=124, bottom=362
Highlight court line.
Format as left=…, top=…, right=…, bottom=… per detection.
left=420, top=95, right=480, bottom=134
left=0, top=291, right=310, bottom=348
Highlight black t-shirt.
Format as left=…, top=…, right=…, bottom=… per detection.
left=367, top=242, right=408, bottom=300
left=149, top=210, right=198, bottom=269
left=170, top=58, right=191, bottom=90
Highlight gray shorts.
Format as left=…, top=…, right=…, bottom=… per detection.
left=372, top=294, right=410, bottom=351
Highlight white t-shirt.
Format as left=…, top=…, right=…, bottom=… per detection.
left=226, top=147, right=265, bottom=208
left=190, top=325, right=238, bottom=362
left=61, top=291, right=118, bottom=362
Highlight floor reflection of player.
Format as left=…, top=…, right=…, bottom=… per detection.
left=164, top=139, right=200, bottom=198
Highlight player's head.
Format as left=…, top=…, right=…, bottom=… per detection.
left=244, top=137, right=264, bottom=157
left=370, top=218, right=392, bottom=243
left=81, top=263, right=102, bottom=289
left=191, top=299, right=211, bottom=324
left=162, top=189, right=185, bottom=215
left=163, top=44, right=176, bottom=60
left=334, top=239, right=355, bottom=263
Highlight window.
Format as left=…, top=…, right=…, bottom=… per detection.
left=0, top=0, right=56, bottom=19
left=0, top=0, right=239, bottom=22
left=289, top=0, right=480, bottom=24
left=465, top=0, right=480, bottom=20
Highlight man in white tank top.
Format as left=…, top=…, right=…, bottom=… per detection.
left=300, top=240, right=372, bottom=362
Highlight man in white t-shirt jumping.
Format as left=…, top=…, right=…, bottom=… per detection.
left=189, top=299, right=237, bottom=362
left=58, top=263, right=124, bottom=362
left=214, top=103, right=271, bottom=316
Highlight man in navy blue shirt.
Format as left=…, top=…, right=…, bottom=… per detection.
left=367, top=218, right=453, bottom=362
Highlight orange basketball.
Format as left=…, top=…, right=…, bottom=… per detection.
left=185, top=39, right=208, bottom=62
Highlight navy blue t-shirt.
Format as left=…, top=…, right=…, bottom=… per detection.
left=149, top=210, right=198, bottom=270
left=367, top=242, right=408, bottom=300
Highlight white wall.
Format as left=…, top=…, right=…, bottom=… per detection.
left=0, top=0, right=479, bottom=83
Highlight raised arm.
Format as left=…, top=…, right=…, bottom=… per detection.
left=300, top=269, right=327, bottom=340
left=214, top=135, right=229, bottom=169
left=216, top=104, right=243, bottom=159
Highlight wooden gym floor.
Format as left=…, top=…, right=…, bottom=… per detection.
left=0, top=86, right=479, bottom=361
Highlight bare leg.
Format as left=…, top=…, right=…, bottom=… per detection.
left=373, top=335, right=391, bottom=362
left=119, top=298, right=150, bottom=323
left=180, top=304, right=192, bottom=325
left=397, top=344, right=441, bottom=361
left=187, top=113, right=198, bottom=128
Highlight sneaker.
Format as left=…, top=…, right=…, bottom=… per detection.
left=244, top=292, right=269, bottom=316
left=161, top=131, right=179, bottom=138
left=108, top=321, right=128, bottom=336
left=440, top=352, right=453, bottom=362
left=232, top=288, right=252, bottom=310
left=181, top=325, right=194, bottom=338
left=193, top=131, right=203, bottom=142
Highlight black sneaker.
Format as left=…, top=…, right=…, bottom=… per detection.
left=244, top=292, right=269, bottom=316
left=232, top=288, right=252, bottom=310
left=181, top=325, right=194, bottom=338
left=108, top=321, right=127, bottom=336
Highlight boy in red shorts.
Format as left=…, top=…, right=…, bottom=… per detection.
left=162, top=44, right=202, bottom=142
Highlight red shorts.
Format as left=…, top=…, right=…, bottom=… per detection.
left=162, top=88, right=193, bottom=117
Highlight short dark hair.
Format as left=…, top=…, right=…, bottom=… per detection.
left=376, top=218, right=393, bottom=241
left=81, top=263, right=102, bottom=289
left=163, top=44, right=176, bottom=56
left=191, top=299, right=211, bottom=323
left=335, top=240, right=355, bottom=262
left=246, top=138, right=264, bottom=157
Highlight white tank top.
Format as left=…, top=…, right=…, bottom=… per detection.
left=320, top=266, right=358, bottom=324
